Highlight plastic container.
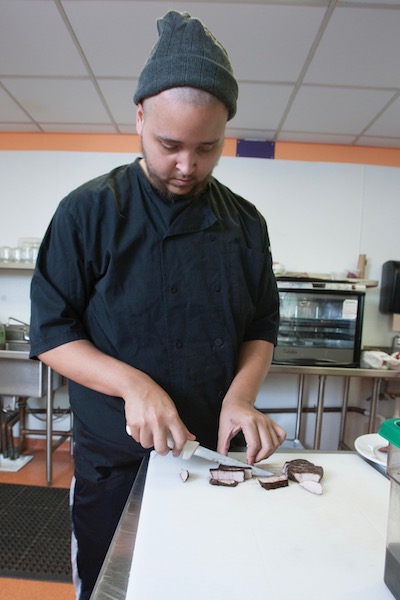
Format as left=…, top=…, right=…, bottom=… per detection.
left=379, top=418, right=400, bottom=599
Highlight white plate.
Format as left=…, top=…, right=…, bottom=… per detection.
left=354, top=433, right=388, bottom=466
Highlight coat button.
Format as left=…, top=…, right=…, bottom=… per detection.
left=175, top=339, right=183, bottom=349
left=214, top=338, right=223, bottom=347
left=170, top=284, right=178, bottom=294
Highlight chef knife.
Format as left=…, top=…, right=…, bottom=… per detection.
left=169, top=438, right=274, bottom=477
left=126, top=426, right=274, bottom=476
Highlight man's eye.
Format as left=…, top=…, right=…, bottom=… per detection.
left=161, top=142, right=178, bottom=151
left=198, top=145, right=214, bottom=154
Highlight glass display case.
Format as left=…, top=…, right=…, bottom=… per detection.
left=273, top=282, right=365, bottom=367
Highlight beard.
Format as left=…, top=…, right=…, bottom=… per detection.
left=140, top=143, right=212, bottom=204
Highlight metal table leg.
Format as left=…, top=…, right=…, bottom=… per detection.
left=339, top=377, right=350, bottom=448
left=294, top=374, right=305, bottom=443
left=314, top=375, right=327, bottom=449
left=46, top=366, right=54, bottom=485
left=368, top=378, right=381, bottom=433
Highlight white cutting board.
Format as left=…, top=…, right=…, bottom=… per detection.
left=126, top=452, right=392, bottom=600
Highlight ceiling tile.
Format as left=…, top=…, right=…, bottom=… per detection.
left=188, top=3, right=327, bottom=82
left=277, top=131, right=358, bottom=145
left=62, top=0, right=167, bottom=77
left=0, top=84, right=32, bottom=121
left=0, top=122, right=40, bottom=132
left=231, top=82, right=294, bottom=131
left=226, top=127, right=277, bottom=141
left=305, top=5, right=400, bottom=87
left=283, top=86, right=395, bottom=134
left=357, top=135, right=400, bottom=148
left=97, top=79, right=137, bottom=125
left=0, top=0, right=87, bottom=76
left=117, top=123, right=137, bottom=135
left=41, top=123, right=117, bottom=134
left=366, top=95, right=400, bottom=137
left=62, top=1, right=326, bottom=82
left=2, top=78, right=112, bottom=124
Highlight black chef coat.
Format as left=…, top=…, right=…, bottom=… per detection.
left=30, top=159, right=279, bottom=484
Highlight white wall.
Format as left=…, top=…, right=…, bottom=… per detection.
left=1, top=149, right=399, bottom=448
left=2, top=150, right=398, bottom=346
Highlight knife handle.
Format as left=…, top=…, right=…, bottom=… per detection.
left=167, top=436, right=200, bottom=460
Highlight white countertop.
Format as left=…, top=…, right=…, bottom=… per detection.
left=126, top=451, right=392, bottom=600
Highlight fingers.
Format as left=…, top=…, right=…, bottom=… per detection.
left=166, top=429, right=197, bottom=457
left=218, top=408, right=286, bottom=465
left=245, top=418, right=287, bottom=464
left=125, top=420, right=196, bottom=457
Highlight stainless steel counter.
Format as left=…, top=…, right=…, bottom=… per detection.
left=91, top=455, right=149, bottom=600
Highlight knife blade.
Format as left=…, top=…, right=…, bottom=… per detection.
left=172, top=438, right=274, bottom=477
left=125, top=426, right=274, bottom=477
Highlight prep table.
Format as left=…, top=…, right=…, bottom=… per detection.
left=91, top=450, right=393, bottom=600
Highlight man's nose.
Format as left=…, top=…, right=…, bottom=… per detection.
left=176, top=150, right=196, bottom=175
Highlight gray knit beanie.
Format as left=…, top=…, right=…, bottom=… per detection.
left=133, top=11, right=238, bottom=120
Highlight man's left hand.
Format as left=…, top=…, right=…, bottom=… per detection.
left=217, top=399, right=286, bottom=465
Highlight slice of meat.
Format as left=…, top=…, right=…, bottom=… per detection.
left=283, top=459, right=324, bottom=483
left=290, top=468, right=323, bottom=483
left=180, top=468, right=189, bottom=482
left=258, top=475, right=289, bottom=490
left=210, top=467, right=246, bottom=483
left=299, top=480, right=323, bottom=495
left=216, top=464, right=253, bottom=480
left=209, top=478, right=239, bottom=487
left=282, top=459, right=315, bottom=476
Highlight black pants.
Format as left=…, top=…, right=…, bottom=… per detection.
left=71, top=465, right=141, bottom=600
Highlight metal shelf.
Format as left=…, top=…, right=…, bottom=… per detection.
left=0, top=262, right=34, bottom=271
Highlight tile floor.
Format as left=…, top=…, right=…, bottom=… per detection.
left=0, top=445, right=75, bottom=600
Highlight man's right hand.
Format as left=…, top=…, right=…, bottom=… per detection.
left=38, top=339, right=195, bottom=457
left=123, top=378, right=196, bottom=457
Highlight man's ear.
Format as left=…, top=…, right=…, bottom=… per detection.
left=136, top=103, right=144, bottom=134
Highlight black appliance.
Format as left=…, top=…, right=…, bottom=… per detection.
left=380, top=261, right=400, bottom=314
left=273, top=281, right=365, bottom=367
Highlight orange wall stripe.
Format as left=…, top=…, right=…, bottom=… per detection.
left=275, top=141, right=400, bottom=167
left=0, top=132, right=237, bottom=156
left=0, top=132, right=141, bottom=153
left=1, top=133, right=400, bottom=167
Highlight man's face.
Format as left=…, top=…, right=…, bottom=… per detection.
left=136, top=90, right=228, bottom=202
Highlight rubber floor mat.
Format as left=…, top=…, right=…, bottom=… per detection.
left=0, top=483, right=72, bottom=582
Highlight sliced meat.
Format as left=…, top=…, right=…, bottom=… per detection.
left=210, top=467, right=246, bottom=483
left=258, top=475, right=289, bottom=490
left=299, top=480, right=323, bottom=495
left=290, top=468, right=323, bottom=483
left=209, top=478, right=239, bottom=487
left=217, top=464, right=253, bottom=479
left=180, top=468, right=189, bottom=482
left=282, top=459, right=314, bottom=476
left=283, top=459, right=324, bottom=483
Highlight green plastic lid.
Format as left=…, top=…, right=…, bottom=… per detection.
left=379, top=418, right=400, bottom=448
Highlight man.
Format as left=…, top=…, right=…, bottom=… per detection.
left=30, top=10, right=286, bottom=600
